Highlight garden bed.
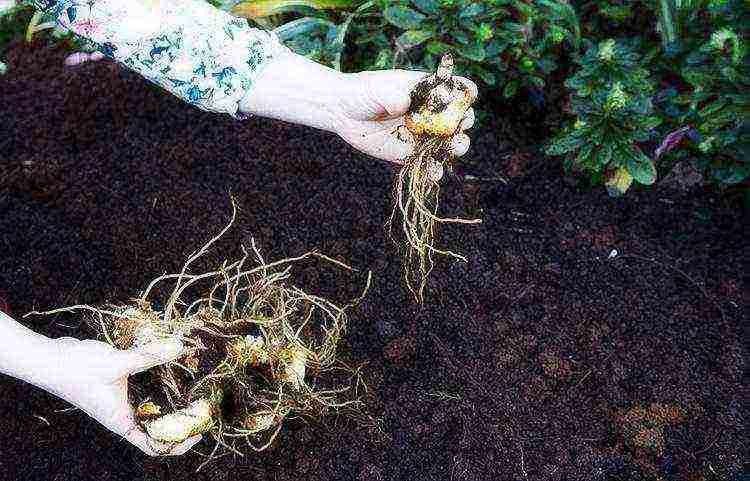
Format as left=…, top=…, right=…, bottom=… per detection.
left=0, top=41, right=746, bottom=481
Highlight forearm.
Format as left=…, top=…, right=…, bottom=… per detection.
left=238, top=53, right=350, bottom=133
left=0, top=311, right=61, bottom=393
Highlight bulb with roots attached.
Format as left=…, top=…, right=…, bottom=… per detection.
left=390, top=54, right=481, bottom=303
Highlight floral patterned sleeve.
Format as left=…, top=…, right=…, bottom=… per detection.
left=32, top=0, right=292, bottom=119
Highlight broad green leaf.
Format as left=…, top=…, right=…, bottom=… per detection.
left=460, top=3, right=484, bottom=17
left=384, top=6, right=426, bottom=30
left=597, top=143, right=613, bottom=166
left=451, top=30, right=470, bottom=45
left=641, top=116, right=662, bottom=131
left=503, top=79, right=519, bottom=98
left=426, top=41, right=451, bottom=55
left=471, top=66, right=496, bottom=85
left=502, top=22, right=526, bottom=35
left=485, top=39, right=507, bottom=57
left=455, top=43, right=486, bottom=62
left=397, top=30, right=433, bottom=49
left=546, top=132, right=585, bottom=155
left=410, top=0, right=441, bottom=15
left=624, top=145, right=657, bottom=185
left=528, top=76, right=545, bottom=88
left=374, top=48, right=392, bottom=69
left=273, top=17, right=336, bottom=41
left=232, top=0, right=356, bottom=18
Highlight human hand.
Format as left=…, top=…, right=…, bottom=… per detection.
left=240, top=53, right=477, bottom=164
left=333, top=69, right=477, bottom=164
left=63, top=51, right=106, bottom=67
left=48, top=336, right=201, bottom=456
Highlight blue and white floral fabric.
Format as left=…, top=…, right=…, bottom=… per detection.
left=32, top=0, right=291, bottom=119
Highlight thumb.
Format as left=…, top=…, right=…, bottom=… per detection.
left=353, top=70, right=427, bottom=120
left=118, top=338, right=184, bottom=375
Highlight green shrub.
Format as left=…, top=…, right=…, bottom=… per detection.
left=345, top=0, right=579, bottom=99
left=546, top=40, right=662, bottom=196
left=648, top=0, right=749, bottom=187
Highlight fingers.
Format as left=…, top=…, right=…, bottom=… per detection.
left=116, top=338, right=184, bottom=376
left=367, top=128, right=412, bottom=164
left=449, top=108, right=474, bottom=158
left=126, top=426, right=164, bottom=456
left=448, top=133, right=471, bottom=158
left=460, top=108, right=475, bottom=130
left=454, top=76, right=479, bottom=104
left=63, top=51, right=106, bottom=67
left=167, top=434, right=203, bottom=456
left=126, top=425, right=202, bottom=456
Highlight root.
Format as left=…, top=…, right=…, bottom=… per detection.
left=28, top=196, right=372, bottom=465
left=388, top=54, right=481, bottom=303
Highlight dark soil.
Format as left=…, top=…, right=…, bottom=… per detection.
left=1, top=40, right=747, bottom=481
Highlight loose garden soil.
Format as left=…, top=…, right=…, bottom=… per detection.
left=1, top=40, right=747, bottom=481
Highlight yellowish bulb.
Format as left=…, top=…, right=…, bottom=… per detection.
left=404, top=85, right=472, bottom=138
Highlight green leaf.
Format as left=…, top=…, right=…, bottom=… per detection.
left=597, top=143, right=613, bottom=166
left=471, top=66, right=496, bottom=85
left=528, top=76, right=545, bottom=88
left=698, top=100, right=727, bottom=118
left=641, top=116, right=662, bottom=131
left=502, top=22, right=526, bottom=35
left=485, top=39, right=507, bottom=57
left=410, top=0, right=441, bottom=15
left=503, top=80, right=519, bottom=98
left=656, top=0, right=678, bottom=47
left=455, top=43, right=486, bottom=62
left=232, top=0, right=355, bottom=18
left=624, top=145, right=657, bottom=185
left=274, top=17, right=336, bottom=41
left=426, top=41, right=451, bottom=55
left=373, top=48, right=393, bottom=69
left=384, top=6, right=426, bottom=30
left=460, top=3, right=484, bottom=17
left=397, top=30, right=434, bottom=49
left=451, top=30, right=470, bottom=45
left=546, top=132, right=585, bottom=155
left=577, top=142, right=595, bottom=166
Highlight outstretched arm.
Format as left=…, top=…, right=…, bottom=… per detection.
left=31, top=0, right=476, bottom=163
left=0, top=310, right=198, bottom=455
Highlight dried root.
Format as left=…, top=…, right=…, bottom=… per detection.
left=30, top=198, right=371, bottom=467
left=389, top=54, right=481, bottom=303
